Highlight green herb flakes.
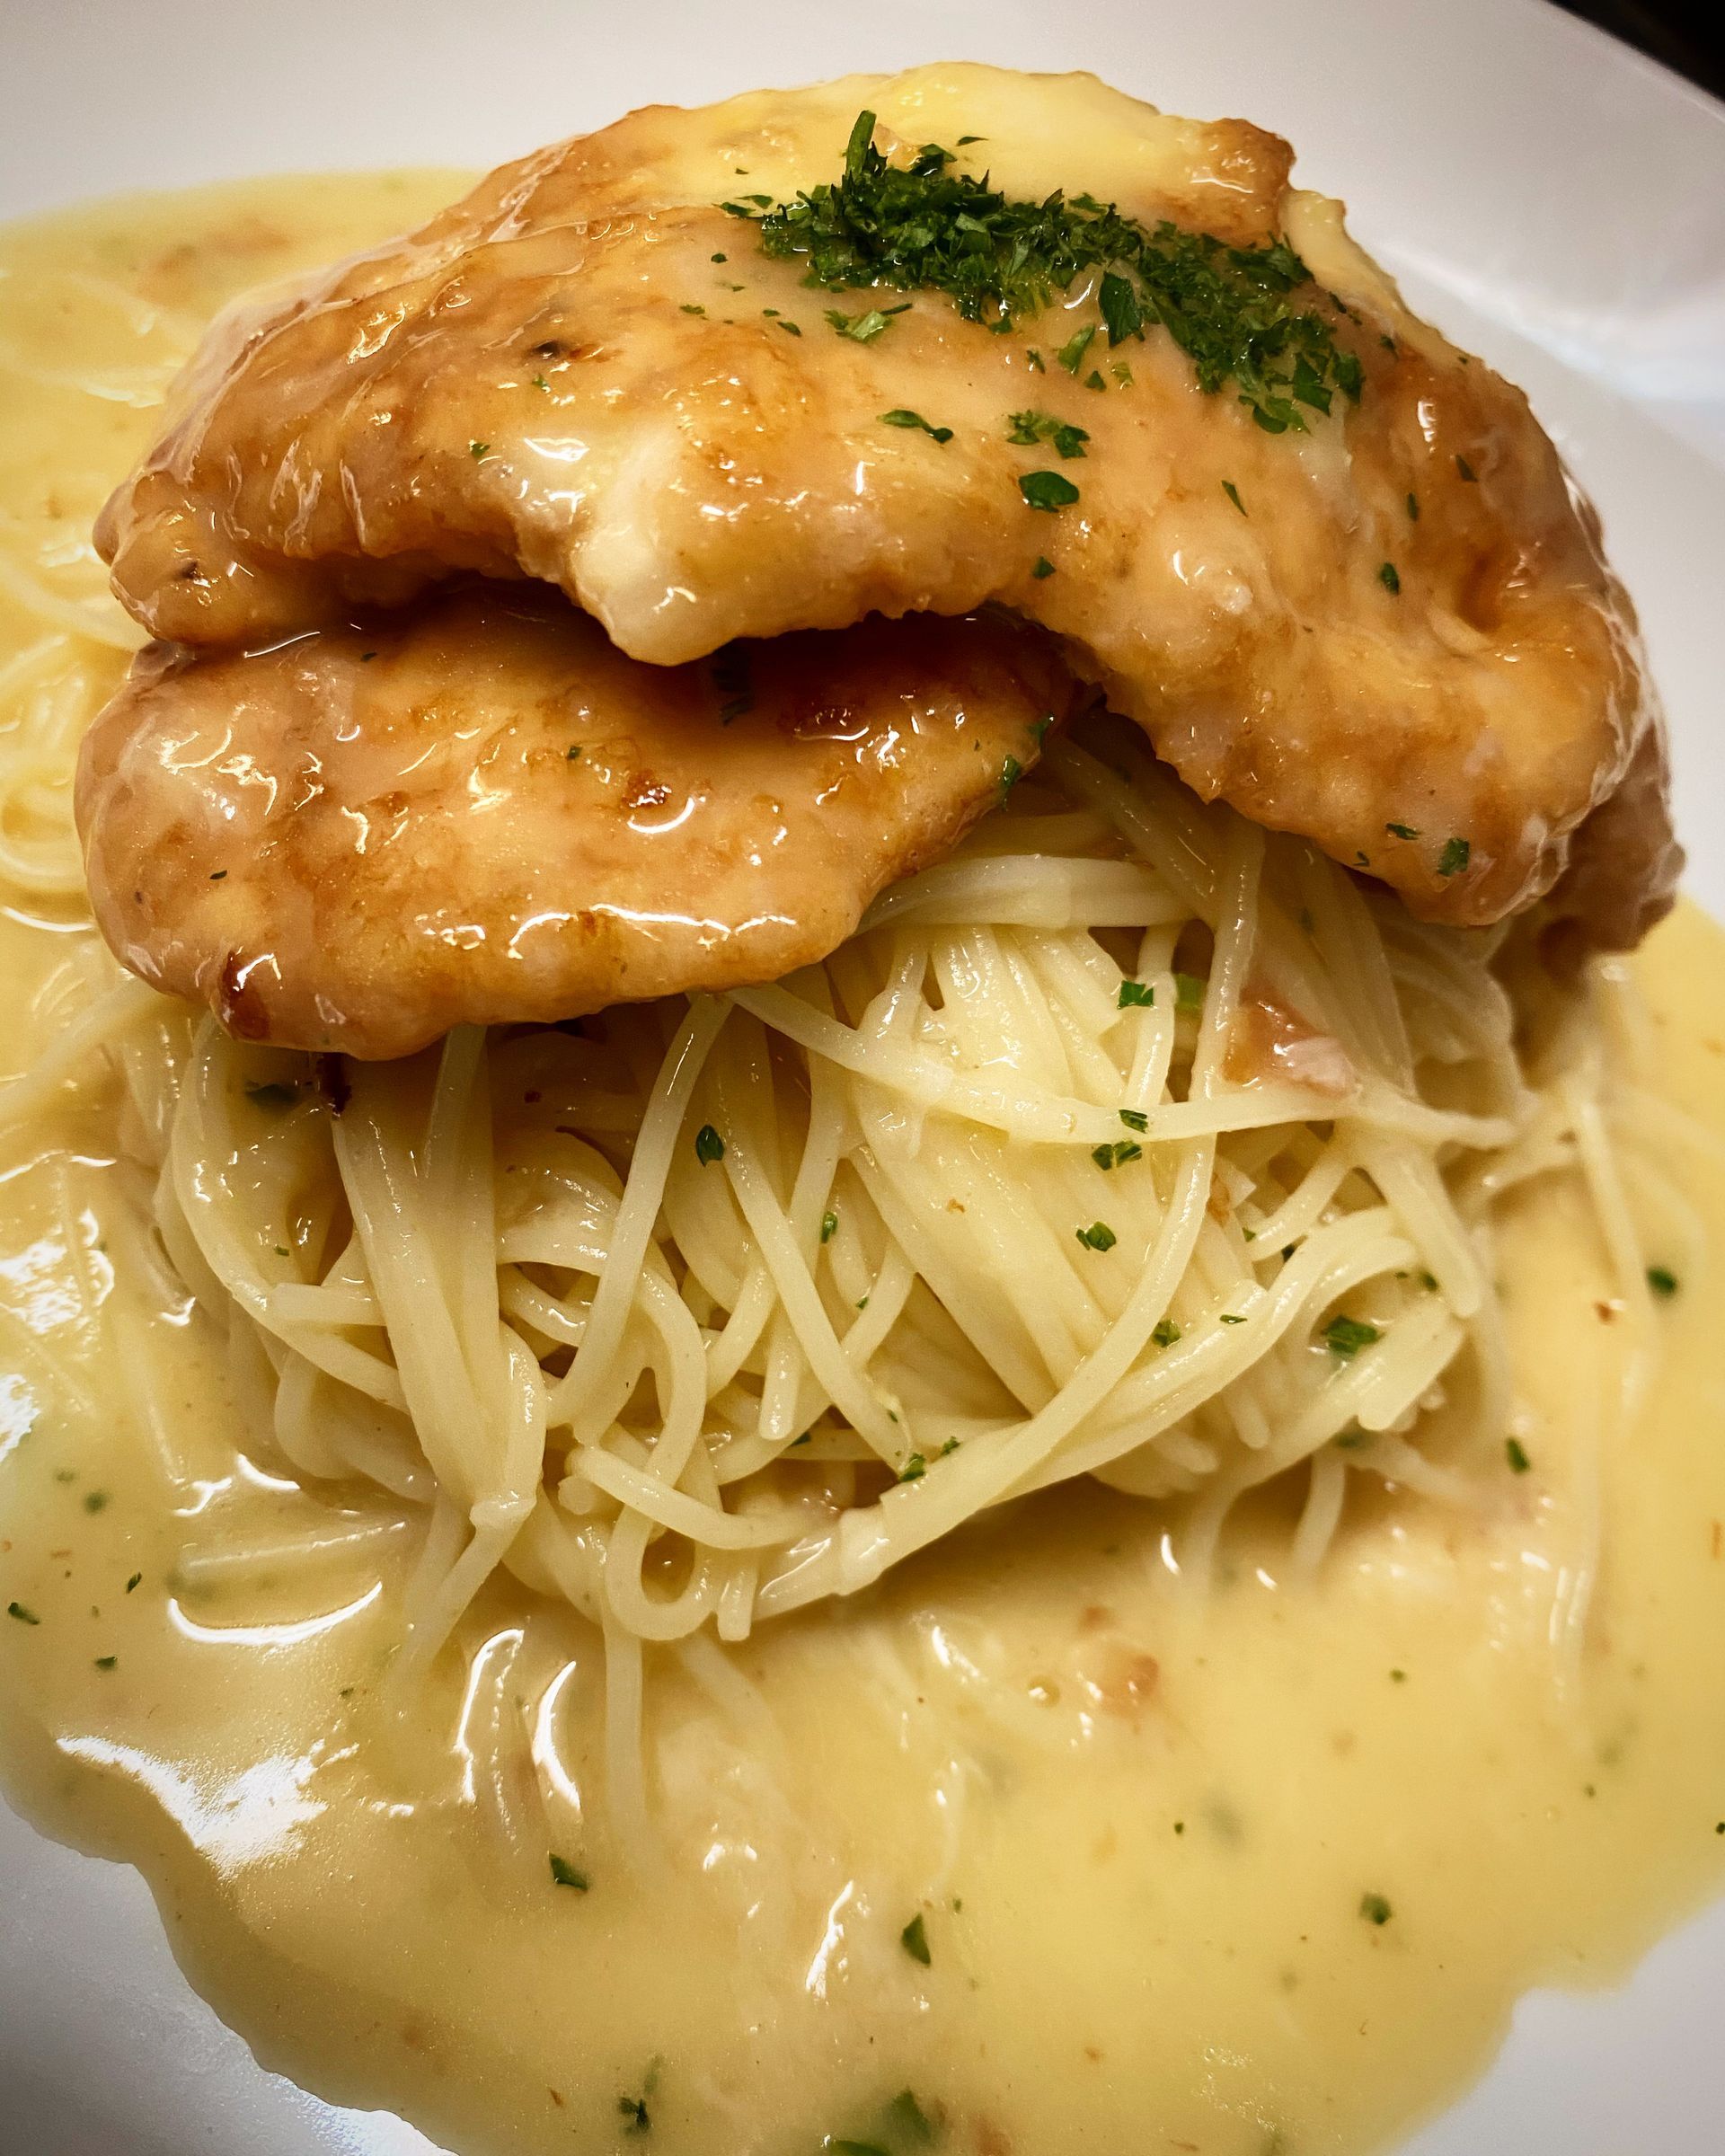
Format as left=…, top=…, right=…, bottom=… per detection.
left=1385, top=821, right=1419, bottom=839
left=616, top=2093, right=650, bottom=2133
left=1006, top=409, right=1089, bottom=457
left=1091, top=1140, right=1142, bottom=1171
left=1378, top=560, right=1401, bottom=595
left=1056, top=323, right=1098, bottom=375
left=1322, top=1313, right=1381, bottom=1357
left=1019, top=469, right=1080, bottom=511
left=899, top=1912, right=932, bottom=1964
left=7, top=1600, right=40, bottom=1624
left=1117, top=978, right=1154, bottom=1008
left=93, top=1655, right=117, bottom=1671
left=1075, top=1220, right=1118, bottom=1252
left=1152, top=1318, right=1182, bottom=1348
left=469, top=439, right=489, bottom=459
left=1119, top=1108, right=1149, bottom=1132
left=1031, top=554, right=1056, bottom=579
left=1455, top=454, right=1478, bottom=482
left=998, top=755, right=1023, bottom=800
left=880, top=407, right=953, bottom=443
left=679, top=303, right=705, bottom=316
left=1359, top=1893, right=1393, bottom=1926
left=125, top=1572, right=141, bottom=1594
left=550, top=1855, right=589, bottom=1890
left=566, top=745, right=583, bottom=762
left=694, top=1125, right=725, bottom=1166
left=1222, top=480, right=1247, bottom=516
left=1406, top=490, right=1420, bottom=520
left=1647, top=1265, right=1679, bottom=1298
left=1173, top=972, right=1206, bottom=1013
left=1438, top=836, right=1471, bottom=877
left=898, top=1454, right=927, bottom=1483
left=82, top=1490, right=109, bottom=1515
left=820, top=1210, right=839, bottom=1243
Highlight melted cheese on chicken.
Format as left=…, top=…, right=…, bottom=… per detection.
left=76, top=594, right=1073, bottom=1057
left=93, top=64, right=1676, bottom=944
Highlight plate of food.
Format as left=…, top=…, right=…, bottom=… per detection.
left=2, top=4, right=1723, bottom=2154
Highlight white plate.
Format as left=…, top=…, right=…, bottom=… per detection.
left=3, top=4, right=1723, bottom=2150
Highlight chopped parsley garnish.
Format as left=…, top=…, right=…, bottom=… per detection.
left=880, top=406, right=953, bottom=443
left=1057, top=323, right=1098, bottom=375
left=1025, top=347, right=1045, bottom=371
left=1152, top=1318, right=1182, bottom=1348
left=93, top=1654, right=117, bottom=1670
left=827, top=302, right=910, bottom=340
left=820, top=1210, right=839, bottom=1243
left=1378, top=560, right=1401, bottom=595
left=1084, top=369, right=1107, bottom=391
left=566, top=745, right=583, bottom=762
left=1455, top=454, right=1478, bottom=482
left=711, top=252, right=727, bottom=262
left=900, top=1913, right=932, bottom=1964
left=939, top=1436, right=961, bottom=1457
left=208, top=868, right=227, bottom=881
left=83, top=1490, right=109, bottom=1514
left=898, top=1454, right=927, bottom=1483
left=1091, top=1140, right=1143, bottom=1170
left=1385, top=821, right=1420, bottom=840
left=1075, top=1220, right=1118, bottom=1252
left=1647, top=1265, right=1679, bottom=1297
left=469, top=439, right=489, bottom=459
left=1029, top=714, right=1055, bottom=744
left=530, top=374, right=549, bottom=391
left=1222, top=480, right=1247, bottom=516
left=243, top=1082, right=300, bottom=1110
left=1359, top=1893, right=1393, bottom=1926
left=1119, top=1108, right=1149, bottom=1132
left=694, top=1124, right=725, bottom=1166
left=1505, top=1437, right=1532, bottom=1473
left=7, top=1602, right=40, bottom=1624
left=1406, top=490, right=1420, bottom=520
left=1006, top=410, right=1089, bottom=457
left=776, top=318, right=802, bottom=334
left=679, top=303, right=705, bottom=316
left=1031, top=554, right=1056, bottom=579
left=1220, top=1312, right=1247, bottom=1325
left=998, top=755, right=1023, bottom=801
left=125, top=1572, right=141, bottom=1593
left=549, top=1855, right=589, bottom=1890
left=616, top=2094, right=650, bottom=2134
left=1173, top=973, right=1206, bottom=1013
left=743, top=113, right=1363, bottom=430
left=1020, top=470, right=1079, bottom=511
left=1322, top=1313, right=1381, bottom=1357
left=1438, top=836, right=1471, bottom=877
left=1117, top=978, right=1154, bottom=1008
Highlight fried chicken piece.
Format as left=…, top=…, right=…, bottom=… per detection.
left=76, top=591, right=1074, bottom=1058
left=93, top=64, right=1677, bottom=947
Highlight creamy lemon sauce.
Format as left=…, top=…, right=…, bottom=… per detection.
left=3, top=176, right=1725, bottom=2156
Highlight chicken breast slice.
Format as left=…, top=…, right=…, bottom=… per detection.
left=76, top=591, right=1075, bottom=1059
left=94, top=63, right=1676, bottom=944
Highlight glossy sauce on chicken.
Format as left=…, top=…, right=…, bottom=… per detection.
left=77, top=592, right=1075, bottom=1058
left=93, top=66, right=1677, bottom=944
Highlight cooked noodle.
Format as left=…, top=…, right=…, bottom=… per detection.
left=0, top=195, right=1671, bottom=1835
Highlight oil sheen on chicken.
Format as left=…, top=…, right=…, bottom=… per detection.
left=93, top=64, right=1677, bottom=947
